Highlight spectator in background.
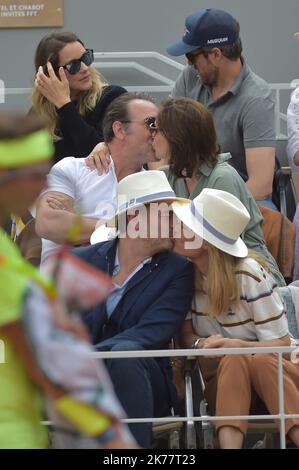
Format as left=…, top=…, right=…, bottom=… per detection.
left=165, top=8, right=276, bottom=208
left=287, top=85, right=299, bottom=168
left=31, top=32, right=126, bottom=163
left=287, top=34, right=299, bottom=280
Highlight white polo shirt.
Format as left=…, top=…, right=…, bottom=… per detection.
left=40, top=156, right=118, bottom=266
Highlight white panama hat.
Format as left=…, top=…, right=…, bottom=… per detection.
left=171, top=188, right=250, bottom=257
left=90, top=170, right=188, bottom=244
left=115, top=170, right=189, bottom=216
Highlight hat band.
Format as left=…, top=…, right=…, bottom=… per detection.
left=118, top=190, right=176, bottom=213
left=0, top=129, right=54, bottom=168
left=190, top=200, right=236, bottom=245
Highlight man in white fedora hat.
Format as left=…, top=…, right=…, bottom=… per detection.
left=36, top=93, right=160, bottom=267
left=72, top=170, right=194, bottom=448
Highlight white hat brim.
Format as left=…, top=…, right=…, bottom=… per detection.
left=107, top=195, right=190, bottom=226
left=90, top=225, right=118, bottom=245
left=172, top=200, right=248, bottom=258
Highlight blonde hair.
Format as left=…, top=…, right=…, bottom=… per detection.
left=195, top=243, right=270, bottom=317
left=31, top=32, right=105, bottom=141
left=31, top=68, right=104, bottom=141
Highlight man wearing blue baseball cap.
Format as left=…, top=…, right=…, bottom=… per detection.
left=167, top=8, right=276, bottom=209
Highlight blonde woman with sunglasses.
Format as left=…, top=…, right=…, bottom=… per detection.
left=32, top=32, right=126, bottom=163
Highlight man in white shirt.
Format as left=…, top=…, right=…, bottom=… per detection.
left=36, top=93, right=159, bottom=266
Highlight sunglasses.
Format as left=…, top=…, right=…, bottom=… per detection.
left=185, top=50, right=204, bottom=65
left=148, top=120, right=159, bottom=134
left=122, top=116, right=157, bottom=130
left=61, top=49, right=94, bottom=75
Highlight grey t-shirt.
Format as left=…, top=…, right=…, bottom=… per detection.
left=171, top=60, right=276, bottom=181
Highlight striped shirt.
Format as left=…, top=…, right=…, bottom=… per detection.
left=187, top=258, right=289, bottom=341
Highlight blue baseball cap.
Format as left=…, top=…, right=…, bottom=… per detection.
left=167, top=8, right=239, bottom=56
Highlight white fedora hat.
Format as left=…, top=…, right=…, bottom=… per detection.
left=115, top=170, right=188, bottom=216
left=171, top=188, right=250, bottom=257
left=90, top=170, right=188, bottom=244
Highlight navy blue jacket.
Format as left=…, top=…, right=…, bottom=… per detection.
left=73, top=239, right=194, bottom=352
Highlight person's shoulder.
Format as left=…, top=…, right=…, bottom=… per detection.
left=242, top=63, right=273, bottom=99
left=97, top=85, right=127, bottom=105
left=51, top=156, right=87, bottom=174
left=289, top=86, right=299, bottom=106
left=175, top=65, right=200, bottom=88
left=213, top=154, right=240, bottom=178
left=92, top=85, right=127, bottom=120
left=236, top=257, right=265, bottom=283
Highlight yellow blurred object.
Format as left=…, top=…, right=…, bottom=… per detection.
left=55, top=395, right=112, bottom=437
left=66, top=213, right=83, bottom=244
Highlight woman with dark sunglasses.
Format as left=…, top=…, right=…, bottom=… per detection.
left=31, top=32, right=126, bottom=163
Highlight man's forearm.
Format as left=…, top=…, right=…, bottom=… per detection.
left=246, top=177, right=272, bottom=201
left=36, top=209, right=97, bottom=244
left=245, top=147, right=275, bottom=200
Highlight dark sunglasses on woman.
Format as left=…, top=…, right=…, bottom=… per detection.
left=61, top=49, right=94, bottom=75
left=43, top=49, right=94, bottom=77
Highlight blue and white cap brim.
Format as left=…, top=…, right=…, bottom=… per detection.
left=167, top=39, right=201, bottom=56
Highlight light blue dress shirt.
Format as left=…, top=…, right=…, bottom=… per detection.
left=106, top=245, right=152, bottom=317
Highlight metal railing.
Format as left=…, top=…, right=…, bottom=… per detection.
left=92, top=345, right=299, bottom=449
left=1, top=51, right=298, bottom=139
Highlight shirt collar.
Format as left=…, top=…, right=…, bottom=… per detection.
left=202, top=57, right=248, bottom=99
left=113, top=244, right=152, bottom=276
left=229, top=58, right=248, bottom=95
left=197, top=152, right=232, bottom=177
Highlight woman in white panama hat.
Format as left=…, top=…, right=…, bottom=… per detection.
left=172, top=188, right=299, bottom=449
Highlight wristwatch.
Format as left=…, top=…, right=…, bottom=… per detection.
left=192, top=338, right=201, bottom=349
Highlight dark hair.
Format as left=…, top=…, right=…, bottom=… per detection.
left=102, top=92, right=155, bottom=143
left=201, top=37, right=242, bottom=60
left=157, top=98, right=220, bottom=177
left=0, top=111, right=46, bottom=140
left=34, top=32, right=85, bottom=71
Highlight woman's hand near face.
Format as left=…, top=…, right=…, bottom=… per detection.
left=85, top=142, right=111, bottom=174
left=35, top=62, right=71, bottom=109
